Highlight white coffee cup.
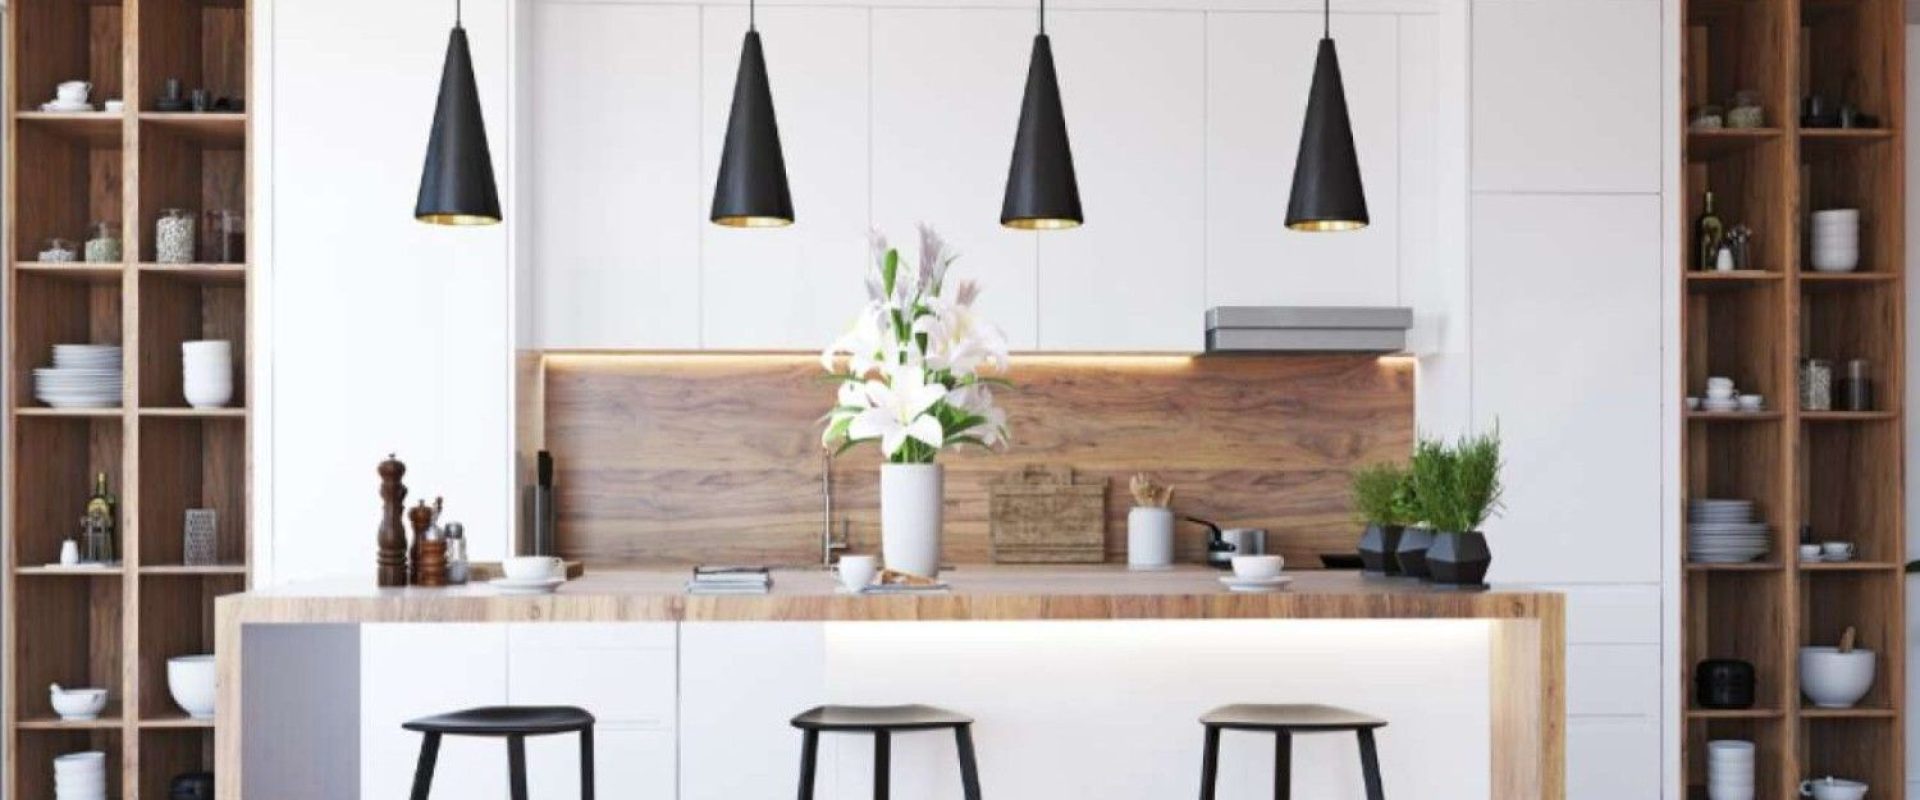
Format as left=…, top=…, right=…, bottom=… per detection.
left=836, top=555, right=878, bottom=592
left=1738, top=394, right=1765, bottom=411
left=502, top=555, right=562, bottom=581
left=1800, top=777, right=1868, bottom=800
left=1821, top=541, right=1855, bottom=561
left=56, top=81, right=91, bottom=103
left=1231, top=554, right=1284, bottom=580
left=1799, top=543, right=1822, bottom=561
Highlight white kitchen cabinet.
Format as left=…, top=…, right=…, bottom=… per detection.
left=1567, top=644, right=1661, bottom=718
left=1470, top=194, right=1662, bottom=584
left=680, top=623, right=831, bottom=799
left=361, top=624, right=511, bottom=800
left=532, top=2, right=703, bottom=348
left=1033, top=11, right=1206, bottom=351
left=871, top=8, right=1040, bottom=349
left=1205, top=12, right=1402, bottom=308
left=508, top=623, right=679, bottom=796
left=701, top=7, right=872, bottom=350
left=1566, top=717, right=1662, bottom=800
left=524, top=728, right=676, bottom=799
left=1470, top=0, right=1661, bottom=193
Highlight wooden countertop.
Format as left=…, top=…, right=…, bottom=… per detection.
left=217, top=566, right=1562, bottom=624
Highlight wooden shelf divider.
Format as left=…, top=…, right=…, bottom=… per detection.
left=5, top=0, right=251, bottom=797
left=1682, top=0, right=1905, bottom=791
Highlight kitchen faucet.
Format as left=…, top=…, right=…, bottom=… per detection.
left=821, top=451, right=849, bottom=567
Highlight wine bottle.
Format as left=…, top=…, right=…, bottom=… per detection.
left=1695, top=191, right=1724, bottom=271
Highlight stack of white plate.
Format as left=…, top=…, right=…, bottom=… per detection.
left=1689, top=499, right=1769, bottom=563
left=1811, top=209, right=1860, bottom=273
left=34, top=345, right=122, bottom=408
left=182, top=340, right=233, bottom=408
left=52, top=750, right=106, bottom=800
left=1706, top=740, right=1755, bottom=800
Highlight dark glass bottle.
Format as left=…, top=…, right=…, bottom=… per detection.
left=1695, top=191, right=1724, bottom=271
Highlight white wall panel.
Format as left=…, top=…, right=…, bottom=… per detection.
left=361, top=625, right=510, bottom=800
left=532, top=2, right=703, bottom=348
left=871, top=9, right=1040, bottom=348
left=1568, top=644, right=1661, bottom=717
left=1471, top=0, right=1661, bottom=193
left=1567, top=717, right=1662, bottom=800
left=681, top=623, right=831, bottom=799
left=701, top=7, right=872, bottom=350
left=1206, top=12, right=1402, bottom=307
left=1035, top=11, right=1206, bottom=351
left=1471, top=194, right=1663, bottom=584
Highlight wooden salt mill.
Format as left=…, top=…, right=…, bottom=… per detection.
left=376, top=455, right=409, bottom=587
left=409, top=498, right=445, bottom=585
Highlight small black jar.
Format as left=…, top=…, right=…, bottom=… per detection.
left=1694, top=659, right=1756, bottom=710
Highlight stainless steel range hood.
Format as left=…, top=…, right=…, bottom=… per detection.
left=1205, top=306, right=1413, bottom=354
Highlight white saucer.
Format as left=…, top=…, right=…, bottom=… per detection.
left=1219, top=574, right=1292, bottom=592
left=39, top=101, right=94, bottom=112
left=489, top=576, right=565, bottom=595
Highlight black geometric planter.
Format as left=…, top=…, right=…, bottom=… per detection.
left=1427, top=530, right=1492, bottom=587
left=1357, top=523, right=1404, bottom=576
left=1395, top=527, right=1434, bottom=579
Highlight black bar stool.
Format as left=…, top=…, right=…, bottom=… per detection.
left=791, top=704, right=983, bottom=800
left=403, top=705, right=596, bottom=800
left=1197, top=704, right=1386, bottom=800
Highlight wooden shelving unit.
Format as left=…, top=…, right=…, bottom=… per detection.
left=1681, top=0, right=1904, bottom=794
left=3, top=0, right=251, bottom=797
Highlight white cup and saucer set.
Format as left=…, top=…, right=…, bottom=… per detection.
left=1219, top=555, right=1291, bottom=592
left=490, top=555, right=567, bottom=595
left=41, top=80, right=97, bottom=113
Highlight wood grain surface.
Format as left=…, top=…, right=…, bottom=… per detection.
left=541, top=354, right=1413, bottom=568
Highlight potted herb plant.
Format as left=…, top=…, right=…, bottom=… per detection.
left=1421, top=429, right=1504, bottom=587
left=1395, top=437, right=1447, bottom=579
left=821, top=226, right=1012, bottom=579
left=1350, top=462, right=1413, bottom=575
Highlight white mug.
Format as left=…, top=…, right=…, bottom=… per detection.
left=1799, top=543, right=1822, bottom=562
left=56, top=80, right=91, bottom=102
left=1800, top=777, right=1868, bottom=800
left=1821, top=541, right=1855, bottom=561
left=59, top=539, right=79, bottom=566
left=502, top=555, right=562, bottom=581
left=836, top=555, right=877, bottom=592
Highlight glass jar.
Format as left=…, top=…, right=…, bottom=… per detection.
left=1841, top=359, right=1873, bottom=412
left=39, top=238, right=77, bottom=263
left=84, top=221, right=121, bottom=263
left=203, top=209, right=244, bottom=264
left=155, top=208, right=196, bottom=264
left=1800, top=358, right=1833, bottom=412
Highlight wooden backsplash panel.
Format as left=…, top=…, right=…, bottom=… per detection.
left=542, top=354, right=1413, bottom=568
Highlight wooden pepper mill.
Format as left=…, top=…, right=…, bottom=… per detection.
left=408, top=498, right=443, bottom=585
left=376, top=455, right=409, bottom=587
left=412, top=500, right=448, bottom=587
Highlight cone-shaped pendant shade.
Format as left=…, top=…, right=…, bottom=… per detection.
left=1285, top=38, right=1368, bottom=232
left=416, top=25, right=502, bottom=226
left=1001, top=34, right=1082, bottom=230
left=711, top=30, right=794, bottom=228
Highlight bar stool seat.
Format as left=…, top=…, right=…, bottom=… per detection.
left=404, top=705, right=596, bottom=800
left=1198, top=703, right=1387, bottom=800
left=792, top=704, right=982, bottom=799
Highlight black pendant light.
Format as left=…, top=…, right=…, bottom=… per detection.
left=1000, top=0, right=1082, bottom=230
left=416, top=0, right=502, bottom=226
left=710, top=0, right=794, bottom=228
left=1285, top=0, right=1368, bottom=232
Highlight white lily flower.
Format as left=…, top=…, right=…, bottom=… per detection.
left=948, top=383, right=1010, bottom=448
left=848, top=366, right=948, bottom=458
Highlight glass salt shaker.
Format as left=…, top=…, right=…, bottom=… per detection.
left=84, top=221, right=121, bottom=263
left=444, top=522, right=469, bottom=585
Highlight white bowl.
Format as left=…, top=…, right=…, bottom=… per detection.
left=1231, top=554, right=1284, bottom=580
left=1799, top=647, right=1875, bottom=708
left=503, top=555, right=563, bottom=581
left=48, top=686, right=107, bottom=720
left=167, top=654, right=216, bottom=719
left=183, top=382, right=233, bottom=408
left=1811, top=251, right=1861, bottom=272
left=181, top=340, right=232, bottom=354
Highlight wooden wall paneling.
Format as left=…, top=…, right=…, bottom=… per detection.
left=13, top=0, right=123, bottom=113
left=138, top=729, right=214, bottom=799
left=544, top=355, right=1413, bottom=568
left=137, top=417, right=245, bottom=567
left=134, top=0, right=200, bottom=112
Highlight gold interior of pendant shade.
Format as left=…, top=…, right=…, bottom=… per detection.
left=418, top=212, right=503, bottom=226
left=713, top=215, right=795, bottom=228
left=1004, top=217, right=1083, bottom=231
left=1287, top=219, right=1368, bottom=232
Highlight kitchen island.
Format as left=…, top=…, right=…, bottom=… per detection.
left=215, top=567, right=1563, bottom=799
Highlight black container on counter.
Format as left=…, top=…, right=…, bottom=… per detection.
left=1695, top=659, right=1756, bottom=710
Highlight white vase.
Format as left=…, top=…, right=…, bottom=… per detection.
left=1127, top=507, right=1175, bottom=569
left=881, top=463, right=944, bottom=578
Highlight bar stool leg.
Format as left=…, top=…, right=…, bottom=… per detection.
left=1199, top=726, right=1221, bottom=800
left=507, top=733, right=530, bottom=800
left=1273, top=732, right=1292, bottom=800
left=873, top=731, right=892, bottom=800
left=955, top=725, right=983, bottom=800
left=408, top=732, right=441, bottom=800
left=797, top=730, right=820, bottom=800
left=1356, top=729, right=1385, bottom=800
left=580, top=724, right=596, bottom=800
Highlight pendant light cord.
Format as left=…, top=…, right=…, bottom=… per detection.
left=1323, top=0, right=1329, bottom=37
left=750, top=0, right=757, bottom=31
left=1039, top=0, right=1046, bottom=35
left=456, top=0, right=462, bottom=27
